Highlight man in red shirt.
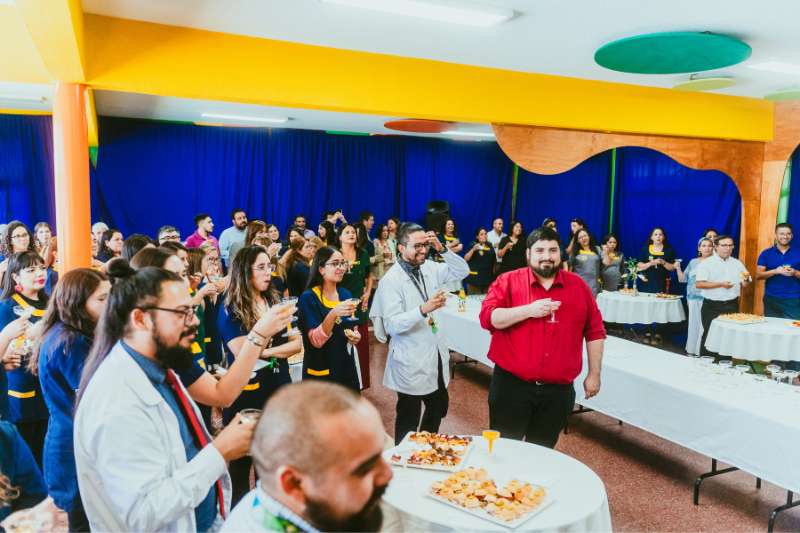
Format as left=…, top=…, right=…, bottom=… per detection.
left=479, top=226, right=605, bottom=449
left=185, top=213, right=221, bottom=254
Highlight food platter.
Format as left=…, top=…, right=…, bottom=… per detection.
left=383, top=431, right=474, bottom=472
left=425, top=467, right=555, bottom=529
left=654, top=293, right=680, bottom=300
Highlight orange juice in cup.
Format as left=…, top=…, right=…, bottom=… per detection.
left=483, top=430, right=500, bottom=454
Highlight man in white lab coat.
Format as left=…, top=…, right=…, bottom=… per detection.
left=370, top=222, right=469, bottom=444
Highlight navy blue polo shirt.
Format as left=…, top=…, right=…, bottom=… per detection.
left=758, top=244, right=800, bottom=298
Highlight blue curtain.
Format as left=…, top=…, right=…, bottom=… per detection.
left=786, top=148, right=800, bottom=230
left=0, top=115, right=56, bottom=230
left=615, top=147, right=742, bottom=298
left=96, top=117, right=514, bottom=244
left=515, top=151, right=612, bottom=242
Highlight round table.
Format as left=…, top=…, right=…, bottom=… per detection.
left=597, top=291, right=685, bottom=324
left=705, top=317, right=800, bottom=361
left=381, top=437, right=612, bottom=532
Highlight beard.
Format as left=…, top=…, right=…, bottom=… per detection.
left=531, top=259, right=560, bottom=279
left=153, top=323, right=196, bottom=370
left=305, top=483, right=387, bottom=533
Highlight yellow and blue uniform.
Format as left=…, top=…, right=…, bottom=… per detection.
left=45, top=267, right=58, bottom=295
left=465, top=241, right=497, bottom=287
left=0, top=420, right=47, bottom=526
left=638, top=244, right=676, bottom=293
left=298, top=287, right=360, bottom=392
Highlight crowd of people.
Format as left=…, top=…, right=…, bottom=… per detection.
left=0, top=206, right=796, bottom=532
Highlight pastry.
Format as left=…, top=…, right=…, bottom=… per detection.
left=452, top=490, right=466, bottom=502
left=431, top=481, right=444, bottom=490
left=474, top=488, right=487, bottom=498
left=439, top=488, right=453, bottom=501
left=522, top=483, right=533, bottom=494
left=462, top=484, right=475, bottom=496
left=390, top=454, right=401, bottom=463
left=514, top=488, right=525, bottom=501
left=485, top=484, right=497, bottom=495
left=443, top=478, right=455, bottom=488
left=497, top=488, right=513, bottom=499
left=464, top=495, right=480, bottom=508
left=500, top=506, right=516, bottom=521
left=484, top=493, right=497, bottom=503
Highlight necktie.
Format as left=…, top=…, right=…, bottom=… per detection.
left=164, top=369, right=226, bottom=519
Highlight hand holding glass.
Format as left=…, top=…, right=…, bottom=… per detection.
left=281, top=297, right=299, bottom=337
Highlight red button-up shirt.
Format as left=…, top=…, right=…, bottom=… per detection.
left=479, top=267, right=605, bottom=384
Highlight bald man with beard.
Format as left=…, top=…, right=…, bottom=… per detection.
left=221, top=382, right=393, bottom=533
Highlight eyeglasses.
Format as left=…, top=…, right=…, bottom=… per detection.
left=141, top=306, right=199, bottom=326
left=405, top=243, right=431, bottom=251
left=252, top=264, right=275, bottom=273
left=718, top=244, right=735, bottom=249
left=160, top=235, right=181, bottom=242
left=11, top=234, right=28, bottom=240
left=206, top=257, right=220, bottom=263
left=325, top=261, right=348, bottom=269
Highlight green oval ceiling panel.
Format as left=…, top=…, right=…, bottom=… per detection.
left=673, top=77, right=736, bottom=91
left=764, top=85, right=800, bottom=101
left=595, top=33, right=752, bottom=75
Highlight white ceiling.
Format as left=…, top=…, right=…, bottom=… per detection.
left=95, top=90, right=496, bottom=138
left=82, top=0, right=800, bottom=99
left=0, top=81, right=52, bottom=111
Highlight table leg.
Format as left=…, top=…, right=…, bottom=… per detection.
left=450, top=353, right=479, bottom=379
left=563, top=404, right=595, bottom=435
left=768, top=491, right=800, bottom=532
left=694, top=458, right=740, bottom=505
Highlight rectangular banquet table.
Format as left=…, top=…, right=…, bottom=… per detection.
left=440, top=298, right=800, bottom=495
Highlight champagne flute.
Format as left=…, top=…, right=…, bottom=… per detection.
left=347, top=298, right=360, bottom=322
left=548, top=300, right=560, bottom=323
left=482, top=429, right=501, bottom=461
left=281, top=297, right=299, bottom=337
left=11, top=306, right=34, bottom=356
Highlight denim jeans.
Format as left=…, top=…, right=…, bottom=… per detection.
left=764, top=295, right=800, bottom=370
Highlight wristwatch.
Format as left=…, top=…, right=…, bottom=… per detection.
left=246, top=333, right=264, bottom=346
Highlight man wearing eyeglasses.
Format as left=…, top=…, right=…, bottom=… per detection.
left=695, top=235, right=751, bottom=359
left=157, top=225, right=181, bottom=245
left=370, top=222, right=469, bottom=444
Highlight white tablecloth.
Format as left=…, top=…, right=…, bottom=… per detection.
left=382, top=437, right=612, bottom=532
left=704, top=317, right=800, bottom=361
left=441, top=299, right=493, bottom=367
left=574, top=337, right=800, bottom=495
left=596, top=292, right=685, bottom=324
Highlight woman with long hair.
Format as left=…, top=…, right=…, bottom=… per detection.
left=372, top=224, right=396, bottom=284
left=677, top=237, right=714, bottom=354
left=497, top=221, right=528, bottom=275
left=317, top=220, right=335, bottom=246
left=95, top=229, right=124, bottom=263
left=120, top=234, right=155, bottom=261
left=279, top=226, right=303, bottom=258
left=253, top=236, right=287, bottom=298
left=437, top=218, right=463, bottom=292
left=218, top=244, right=302, bottom=505
left=463, top=227, right=496, bottom=295
left=30, top=268, right=110, bottom=532
left=387, top=217, right=400, bottom=243
left=40, top=237, right=59, bottom=295
left=265, top=224, right=280, bottom=243
left=568, top=228, right=604, bottom=297
left=637, top=226, right=676, bottom=293
left=600, top=233, right=626, bottom=292
left=33, top=223, right=52, bottom=255
left=0, top=252, right=49, bottom=470
left=335, top=223, right=373, bottom=390
left=228, top=220, right=267, bottom=264
left=281, top=237, right=315, bottom=298
left=196, top=243, right=224, bottom=368
left=298, top=246, right=361, bottom=391
left=564, top=218, right=599, bottom=256
left=0, top=222, right=37, bottom=283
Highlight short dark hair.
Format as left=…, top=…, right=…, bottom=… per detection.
left=231, top=209, right=245, bottom=220
left=157, top=225, right=179, bottom=241
left=397, top=222, right=425, bottom=246
left=702, top=227, right=719, bottom=238
left=322, top=211, right=335, bottom=221
left=527, top=226, right=563, bottom=249
left=714, top=234, right=734, bottom=246
left=776, top=222, right=794, bottom=232
left=293, top=214, right=306, bottom=223
left=121, top=234, right=155, bottom=261
left=359, top=211, right=374, bottom=222
left=602, top=233, right=621, bottom=250
left=193, top=213, right=210, bottom=227
left=542, top=217, right=557, bottom=227
left=160, top=240, right=187, bottom=254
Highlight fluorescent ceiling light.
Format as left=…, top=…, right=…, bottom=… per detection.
left=0, top=94, right=44, bottom=103
left=319, top=0, right=513, bottom=27
left=746, top=61, right=800, bottom=76
left=200, top=113, right=287, bottom=123
left=447, top=131, right=495, bottom=137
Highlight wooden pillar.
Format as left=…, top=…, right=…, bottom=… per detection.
left=52, top=82, right=92, bottom=271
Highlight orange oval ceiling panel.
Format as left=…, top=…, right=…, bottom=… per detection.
left=384, top=119, right=458, bottom=133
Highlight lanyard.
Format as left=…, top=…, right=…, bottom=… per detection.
left=401, top=261, right=439, bottom=333
left=253, top=496, right=304, bottom=533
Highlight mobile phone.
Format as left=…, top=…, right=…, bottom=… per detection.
left=337, top=208, right=342, bottom=213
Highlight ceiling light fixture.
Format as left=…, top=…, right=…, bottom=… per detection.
left=319, top=0, right=513, bottom=27
left=746, top=61, right=800, bottom=76
left=200, top=113, right=288, bottom=123
left=0, top=94, right=44, bottom=103
left=447, top=131, right=495, bottom=137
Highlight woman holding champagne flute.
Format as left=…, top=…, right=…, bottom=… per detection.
left=298, top=246, right=362, bottom=392
left=217, top=244, right=301, bottom=505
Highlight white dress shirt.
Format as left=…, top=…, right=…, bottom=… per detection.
left=74, top=341, right=231, bottom=533
left=370, top=248, right=469, bottom=395
left=486, top=230, right=506, bottom=263
left=695, top=253, right=748, bottom=301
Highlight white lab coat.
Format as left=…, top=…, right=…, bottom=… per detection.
left=370, top=248, right=469, bottom=395
left=74, top=341, right=231, bottom=533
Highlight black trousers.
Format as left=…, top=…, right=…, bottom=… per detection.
left=67, top=496, right=90, bottom=533
left=699, top=298, right=739, bottom=359
left=395, top=357, right=449, bottom=445
left=229, top=455, right=259, bottom=508
left=15, top=418, right=48, bottom=472
left=488, top=365, right=576, bottom=449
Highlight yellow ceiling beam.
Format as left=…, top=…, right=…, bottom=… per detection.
left=85, top=86, right=98, bottom=147
left=83, top=14, right=773, bottom=142
left=0, top=5, right=50, bottom=83
left=14, top=0, right=87, bottom=83
left=0, top=109, right=51, bottom=116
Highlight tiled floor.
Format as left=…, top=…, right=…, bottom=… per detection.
left=364, top=335, right=800, bottom=533
left=49, top=334, right=800, bottom=532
